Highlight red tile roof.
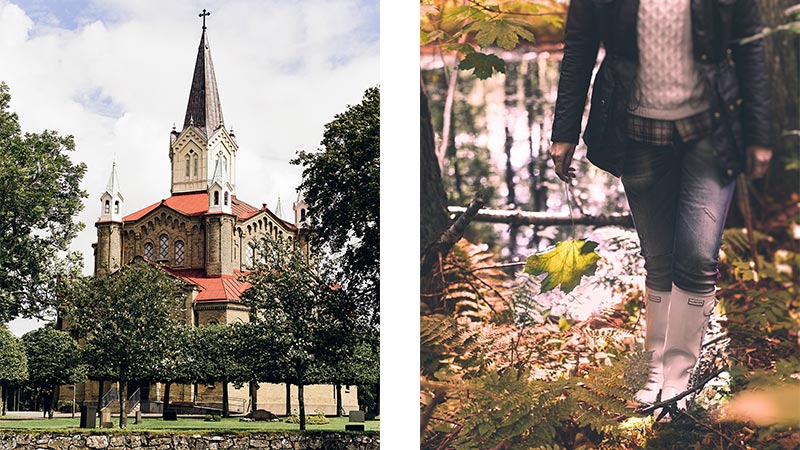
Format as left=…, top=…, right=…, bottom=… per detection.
left=121, top=192, right=285, bottom=224
left=163, top=268, right=252, bottom=303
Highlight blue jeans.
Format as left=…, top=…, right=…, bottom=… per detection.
left=621, top=136, right=735, bottom=294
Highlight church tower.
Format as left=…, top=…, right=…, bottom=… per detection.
left=169, top=15, right=238, bottom=195
left=95, top=163, right=124, bottom=277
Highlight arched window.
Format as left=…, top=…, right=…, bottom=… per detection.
left=185, top=157, right=190, bottom=177
left=114, top=201, right=120, bottom=214
left=246, top=245, right=254, bottom=267
left=159, top=234, right=169, bottom=259
left=213, top=191, right=220, bottom=206
left=174, top=240, right=185, bottom=265
left=193, top=154, right=199, bottom=177
left=300, top=208, right=306, bottom=222
left=224, top=191, right=229, bottom=206
left=104, top=200, right=110, bottom=214
left=143, top=242, right=154, bottom=260
left=207, top=319, right=219, bottom=326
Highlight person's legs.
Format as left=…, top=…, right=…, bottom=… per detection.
left=621, top=142, right=680, bottom=403
left=661, top=136, right=735, bottom=409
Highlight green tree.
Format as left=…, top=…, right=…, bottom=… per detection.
left=64, top=261, right=187, bottom=428
left=292, top=86, right=380, bottom=326
left=241, top=237, right=365, bottom=430
left=0, top=82, right=87, bottom=322
left=187, top=324, right=247, bottom=418
left=22, top=326, right=86, bottom=418
left=0, top=325, right=28, bottom=415
left=151, top=327, right=194, bottom=419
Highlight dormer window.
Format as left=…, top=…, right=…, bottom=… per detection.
left=104, top=200, right=110, bottom=214
left=224, top=192, right=229, bottom=206
left=213, top=191, right=220, bottom=206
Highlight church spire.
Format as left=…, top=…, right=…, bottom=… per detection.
left=183, top=9, right=224, bottom=136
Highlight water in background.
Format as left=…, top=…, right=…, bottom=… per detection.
left=422, top=49, right=643, bottom=320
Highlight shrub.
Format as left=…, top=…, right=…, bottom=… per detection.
left=284, top=409, right=330, bottom=425
left=57, top=401, right=75, bottom=413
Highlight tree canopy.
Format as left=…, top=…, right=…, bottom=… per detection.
left=0, top=82, right=87, bottom=322
left=242, top=237, right=367, bottom=429
left=64, top=261, right=188, bottom=427
left=292, top=86, right=380, bottom=326
left=187, top=324, right=248, bottom=418
left=0, top=324, right=28, bottom=415
left=22, top=326, right=86, bottom=415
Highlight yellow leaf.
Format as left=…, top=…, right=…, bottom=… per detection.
left=524, top=239, right=601, bottom=294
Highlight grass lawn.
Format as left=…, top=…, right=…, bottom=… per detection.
left=0, top=416, right=379, bottom=432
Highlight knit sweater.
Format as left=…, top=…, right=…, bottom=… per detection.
left=632, top=0, right=709, bottom=120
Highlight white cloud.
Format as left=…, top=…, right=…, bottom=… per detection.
left=0, top=0, right=379, bottom=282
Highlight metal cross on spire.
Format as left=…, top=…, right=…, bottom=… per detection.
left=199, top=9, right=210, bottom=29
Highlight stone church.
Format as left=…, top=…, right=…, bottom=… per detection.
left=65, top=19, right=358, bottom=416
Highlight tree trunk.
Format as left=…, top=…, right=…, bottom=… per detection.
left=298, top=382, right=306, bottom=431
left=335, top=383, right=343, bottom=417
left=162, top=382, right=171, bottom=419
left=249, top=381, right=258, bottom=414
left=96, top=380, right=104, bottom=417
left=438, top=60, right=460, bottom=171
left=118, top=379, right=128, bottom=429
left=756, top=0, right=799, bottom=198
left=285, top=383, right=291, bottom=416
left=222, top=380, right=229, bottom=418
left=420, top=86, right=452, bottom=252
left=1, top=381, right=6, bottom=416
left=421, top=86, right=454, bottom=308
left=46, top=387, right=56, bottom=418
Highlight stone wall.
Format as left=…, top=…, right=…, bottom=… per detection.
left=0, top=432, right=379, bottom=450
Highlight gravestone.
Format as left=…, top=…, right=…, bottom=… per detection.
left=135, top=410, right=142, bottom=424
left=348, top=410, right=365, bottom=422
left=163, top=410, right=178, bottom=421
left=346, top=410, right=365, bottom=431
left=100, top=407, right=112, bottom=428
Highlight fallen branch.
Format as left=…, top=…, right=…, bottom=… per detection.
left=638, top=368, right=727, bottom=414
left=448, top=207, right=634, bottom=228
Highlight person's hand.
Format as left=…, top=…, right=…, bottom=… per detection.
left=746, top=145, right=772, bottom=179
left=549, top=142, right=577, bottom=182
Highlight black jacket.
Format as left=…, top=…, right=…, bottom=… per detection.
left=551, top=0, right=772, bottom=181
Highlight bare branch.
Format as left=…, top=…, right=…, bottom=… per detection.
left=422, top=193, right=487, bottom=275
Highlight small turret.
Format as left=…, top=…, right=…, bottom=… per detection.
left=96, top=162, right=124, bottom=276
left=207, top=153, right=232, bottom=214
left=99, top=162, right=124, bottom=222
left=293, top=191, right=308, bottom=229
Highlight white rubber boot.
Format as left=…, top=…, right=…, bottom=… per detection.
left=661, top=283, right=715, bottom=411
left=635, top=288, right=670, bottom=404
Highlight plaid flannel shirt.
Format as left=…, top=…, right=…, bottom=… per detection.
left=626, top=110, right=713, bottom=146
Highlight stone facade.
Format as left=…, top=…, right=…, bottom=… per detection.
left=0, top=432, right=379, bottom=450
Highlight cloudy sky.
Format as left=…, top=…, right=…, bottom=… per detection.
left=1, top=0, right=379, bottom=334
